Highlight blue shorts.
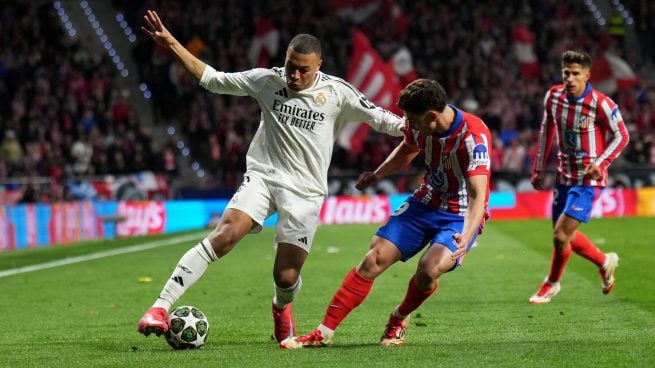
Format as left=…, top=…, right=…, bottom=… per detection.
left=552, top=184, right=601, bottom=224
left=375, top=197, right=479, bottom=268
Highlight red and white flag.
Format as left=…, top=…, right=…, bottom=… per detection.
left=512, top=25, right=539, bottom=78
left=248, top=16, right=279, bottom=68
left=387, top=45, right=417, bottom=87
left=337, top=30, right=403, bottom=152
left=590, top=51, right=639, bottom=95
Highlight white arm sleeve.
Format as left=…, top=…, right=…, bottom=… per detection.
left=338, top=81, right=404, bottom=136
left=199, top=65, right=272, bottom=97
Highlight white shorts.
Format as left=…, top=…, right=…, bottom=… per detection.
left=227, top=172, right=325, bottom=252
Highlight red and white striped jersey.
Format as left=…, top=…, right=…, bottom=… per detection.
left=407, top=106, right=492, bottom=220
left=533, top=84, right=629, bottom=187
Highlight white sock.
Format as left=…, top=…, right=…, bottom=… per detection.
left=317, top=324, right=334, bottom=339
left=392, top=307, right=408, bottom=319
left=273, top=276, right=302, bottom=309
left=153, top=239, right=218, bottom=310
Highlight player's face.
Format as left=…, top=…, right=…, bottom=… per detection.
left=561, top=63, right=590, bottom=97
left=285, top=49, right=322, bottom=91
left=403, top=110, right=437, bottom=136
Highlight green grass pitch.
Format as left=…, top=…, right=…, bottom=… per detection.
left=0, top=217, right=653, bottom=367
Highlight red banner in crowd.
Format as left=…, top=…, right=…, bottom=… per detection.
left=337, top=30, right=403, bottom=153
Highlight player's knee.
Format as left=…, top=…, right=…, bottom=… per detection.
left=552, top=229, right=569, bottom=249
left=358, top=252, right=387, bottom=279
left=274, top=270, right=299, bottom=288
left=417, top=260, right=448, bottom=280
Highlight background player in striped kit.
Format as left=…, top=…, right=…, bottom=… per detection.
left=281, top=78, right=492, bottom=348
left=137, top=10, right=405, bottom=345
left=529, top=50, right=629, bottom=304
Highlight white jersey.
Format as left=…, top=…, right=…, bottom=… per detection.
left=199, top=65, right=404, bottom=196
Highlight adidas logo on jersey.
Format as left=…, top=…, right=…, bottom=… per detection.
left=275, top=88, right=289, bottom=98
left=297, top=237, right=308, bottom=245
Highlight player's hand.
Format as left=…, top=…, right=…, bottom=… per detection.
left=530, top=171, right=545, bottom=190
left=356, top=171, right=379, bottom=190
left=451, top=233, right=469, bottom=261
left=583, top=163, right=602, bottom=180
left=142, top=10, right=176, bottom=47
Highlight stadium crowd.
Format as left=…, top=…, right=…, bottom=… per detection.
left=0, top=1, right=179, bottom=203
left=2, top=0, right=655, bottom=202
left=117, top=0, right=655, bottom=190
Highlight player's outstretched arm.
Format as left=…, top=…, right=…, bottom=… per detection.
left=451, top=174, right=488, bottom=260
left=141, top=9, right=206, bottom=81
left=355, top=141, right=419, bottom=191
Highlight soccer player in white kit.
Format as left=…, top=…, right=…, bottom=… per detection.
left=137, top=10, right=405, bottom=345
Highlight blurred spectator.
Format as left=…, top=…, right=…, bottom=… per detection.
left=66, top=175, right=97, bottom=201
left=18, top=182, right=39, bottom=203
left=1, top=130, right=23, bottom=173
left=502, top=138, right=526, bottom=172
left=625, top=135, right=651, bottom=165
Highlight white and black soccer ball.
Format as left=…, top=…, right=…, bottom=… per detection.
left=165, top=306, right=210, bottom=350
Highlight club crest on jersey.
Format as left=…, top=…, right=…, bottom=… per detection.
left=430, top=168, right=446, bottom=188
left=472, top=144, right=490, bottom=168
left=313, top=92, right=327, bottom=106
left=578, top=115, right=593, bottom=129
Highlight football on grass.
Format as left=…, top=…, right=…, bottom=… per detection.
left=165, top=306, right=210, bottom=349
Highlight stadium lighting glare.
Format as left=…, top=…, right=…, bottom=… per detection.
left=115, top=12, right=137, bottom=44
left=80, top=1, right=130, bottom=78
left=610, top=0, right=633, bottom=23
left=167, top=126, right=176, bottom=135
left=584, top=0, right=606, bottom=26
left=53, top=2, right=78, bottom=39
left=112, top=9, right=150, bottom=98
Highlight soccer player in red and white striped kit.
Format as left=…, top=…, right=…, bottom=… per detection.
left=529, top=50, right=629, bottom=304
left=281, top=78, right=492, bottom=348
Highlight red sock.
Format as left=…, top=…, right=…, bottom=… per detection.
left=547, top=245, right=572, bottom=283
left=396, top=275, right=438, bottom=317
left=570, top=231, right=606, bottom=267
left=322, top=268, right=373, bottom=330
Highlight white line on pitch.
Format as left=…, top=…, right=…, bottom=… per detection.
left=0, top=232, right=204, bottom=278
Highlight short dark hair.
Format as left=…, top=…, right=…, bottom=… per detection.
left=397, top=78, right=447, bottom=114
left=288, top=34, right=322, bottom=57
left=561, top=50, right=592, bottom=69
